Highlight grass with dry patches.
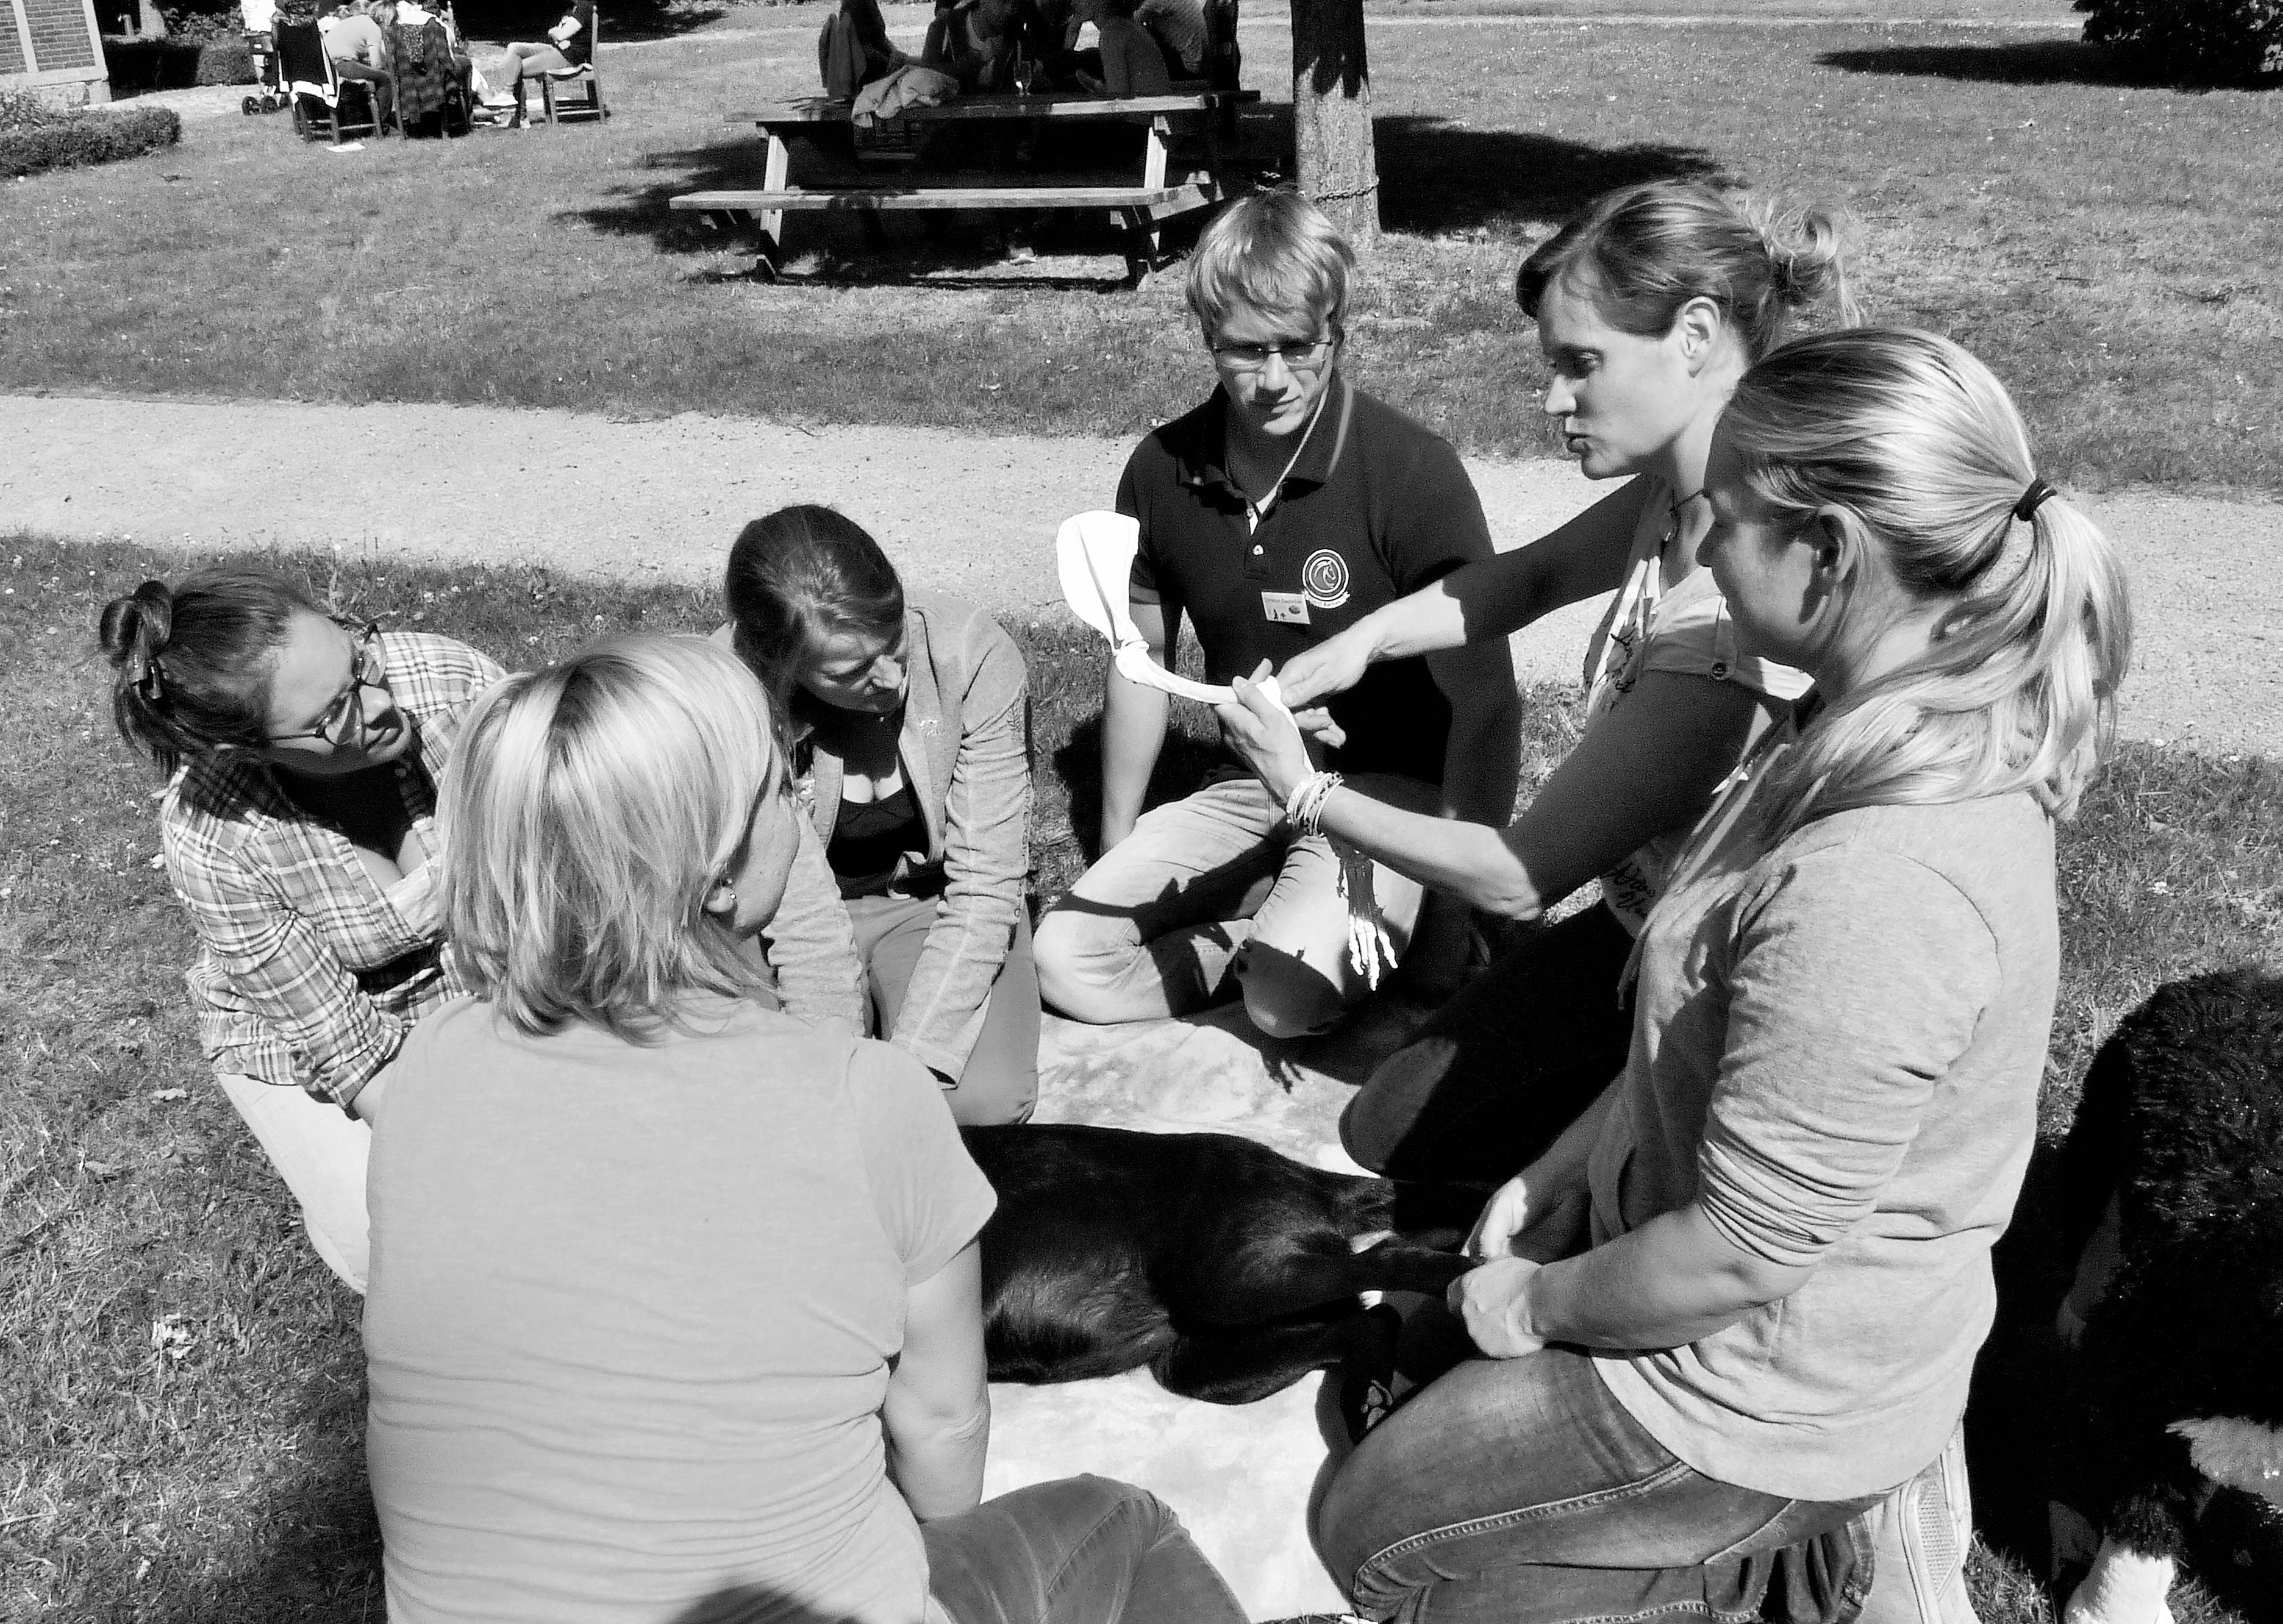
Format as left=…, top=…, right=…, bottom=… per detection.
left=0, top=8, right=2276, bottom=490
left=4, top=532, right=2279, bottom=1620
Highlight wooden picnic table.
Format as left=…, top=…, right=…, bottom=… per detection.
left=671, top=90, right=1261, bottom=285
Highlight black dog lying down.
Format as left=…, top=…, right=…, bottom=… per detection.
left=2055, top=966, right=2283, bottom=1623
left=962, top=1123, right=1482, bottom=1407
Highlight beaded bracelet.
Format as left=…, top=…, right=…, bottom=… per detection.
left=1284, top=771, right=1344, bottom=838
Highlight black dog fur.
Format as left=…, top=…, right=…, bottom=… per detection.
left=2056, top=966, right=2283, bottom=1612
left=962, top=1123, right=1482, bottom=1406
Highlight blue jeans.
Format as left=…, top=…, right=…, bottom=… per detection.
left=1313, top=1349, right=1880, bottom=1624
left=924, top=1475, right=1247, bottom=1624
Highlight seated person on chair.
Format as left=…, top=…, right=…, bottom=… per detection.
left=1032, top=191, right=1523, bottom=1043
left=393, top=0, right=480, bottom=102
left=1072, top=0, right=1168, bottom=94
left=361, top=632, right=1249, bottom=1624
left=316, top=0, right=396, bottom=128
left=487, top=0, right=591, bottom=127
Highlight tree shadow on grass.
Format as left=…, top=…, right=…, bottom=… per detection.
left=1817, top=38, right=2279, bottom=93
left=1371, top=116, right=1729, bottom=237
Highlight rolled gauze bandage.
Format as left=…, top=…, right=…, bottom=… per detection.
left=1056, top=511, right=1283, bottom=709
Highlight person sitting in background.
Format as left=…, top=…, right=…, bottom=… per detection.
left=1134, top=0, right=1206, bottom=79
left=362, top=632, right=1248, bottom=1624
left=1073, top=0, right=1168, bottom=95
left=316, top=0, right=396, bottom=130
left=819, top=0, right=906, bottom=98
left=393, top=0, right=484, bottom=106
left=487, top=0, right=592, bottom=130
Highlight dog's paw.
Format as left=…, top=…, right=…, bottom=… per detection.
left=2062, top=1539, right=2178, bottom=1624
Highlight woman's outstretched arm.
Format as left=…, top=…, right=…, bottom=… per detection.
left=1275, top=477, right=1658, bottom=710
left=1220, top=669, right=1777, bottom=922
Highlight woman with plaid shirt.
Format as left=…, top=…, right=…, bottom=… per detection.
left=101, top=569, right=866, bottom=1292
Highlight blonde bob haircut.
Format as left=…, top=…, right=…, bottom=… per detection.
left=441, top=633, right=784, bottom=1041
left=1719, top=327, right=2132, bottom=841
left=1186, top=189, right=1357, bottom=343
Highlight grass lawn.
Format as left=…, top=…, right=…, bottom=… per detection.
left=1, top=7, right=2278, bottom=493
left=5, top=531, right=2281, bottom=1622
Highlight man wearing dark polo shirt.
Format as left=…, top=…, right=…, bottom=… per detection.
left=1035, top=192, right=1522, bottom=1041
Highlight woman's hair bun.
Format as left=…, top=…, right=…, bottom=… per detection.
left=1760, top=202, right=1854, bottom=318
left=99, top=580, right=175, bottom=673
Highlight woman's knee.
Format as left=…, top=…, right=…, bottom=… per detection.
left=1234, top=946, right=1343, bottom=1041
left=1340, top=1036, right=1456, bottom=1172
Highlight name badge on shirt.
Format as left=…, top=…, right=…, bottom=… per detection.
left=1261, top=591, right=1311, bottom=625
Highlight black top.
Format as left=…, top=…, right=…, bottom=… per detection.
left=559, top=0, right=594, bottom=66
left=827, top=783, right=926, bottom=896
left=1117, top=375, right=1506, bottom=786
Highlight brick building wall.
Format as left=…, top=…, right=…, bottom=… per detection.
left=25, top=0, right=98, bottom=68
left=4, top=0, right=111, bottom=99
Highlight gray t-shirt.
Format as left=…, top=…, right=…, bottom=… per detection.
left=1588, top=736, right=2059, bottom=1501
left=365, top=995, right=996, bottom=1624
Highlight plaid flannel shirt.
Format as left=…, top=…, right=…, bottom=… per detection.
left=162, top=631, right=506, bottom=1111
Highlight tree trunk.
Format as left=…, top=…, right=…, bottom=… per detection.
left=1289, top=0, right=1379, bottom=248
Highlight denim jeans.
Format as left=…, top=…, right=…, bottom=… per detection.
left=924, top=1474, right=1248, bottom=1624
left=1342, top=902, right=1638, bottom=1186
left=1313, top=1348, right=1879, bottom=1624
left=847, top=894, right=1040, bottom=1126
left=1035, top=775, right=1427, bottom=1039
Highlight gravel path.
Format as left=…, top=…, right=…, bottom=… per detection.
left=5, top=390, right=2277, bottom=754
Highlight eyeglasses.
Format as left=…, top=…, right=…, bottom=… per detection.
left=1209, top=336, right=1337, bottom=373
left=269, top=620, right=388, bottom=747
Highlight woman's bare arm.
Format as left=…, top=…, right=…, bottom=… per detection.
left=1275, top=478, right=1659, bottom=709
left=882, top=1241, right=991, bottom=1522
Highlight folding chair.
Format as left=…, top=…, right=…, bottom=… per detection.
left=276, top=20, right=386, bottom=144
left=534, top=7, right=606, bottom=126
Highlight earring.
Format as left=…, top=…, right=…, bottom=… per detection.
left=720, top=885, right=737, bottom=904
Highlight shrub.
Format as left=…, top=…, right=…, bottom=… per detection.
left=0, top=105, right=182, bottom=179
left=2076, top=0, right=2283, bottom=80
left=0, top=87, right=68, bottom=132
left=194, top=35, right=255, bottom=82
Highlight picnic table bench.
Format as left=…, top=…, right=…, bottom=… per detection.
left=671, top=89, right=1261, bottom=285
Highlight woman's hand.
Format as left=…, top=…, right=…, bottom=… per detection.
left=1467, top=1169, right=1590, bottom=1264
left=1448, top=1256, right=1547, bottom=1360
left=1214, top=662, right=1315, bottom=805
left=1274, top=622, right=1379, bottom=710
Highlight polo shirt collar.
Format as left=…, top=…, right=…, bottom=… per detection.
left=1177, top=372, right=1357, bottom=500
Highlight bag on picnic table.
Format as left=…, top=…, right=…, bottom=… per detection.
left=851, top=62, right=959, bottom=124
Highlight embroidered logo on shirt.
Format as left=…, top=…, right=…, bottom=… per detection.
left=1302, top=549, right=1351, bottom=610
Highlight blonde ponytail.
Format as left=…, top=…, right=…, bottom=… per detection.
left=1719, top=329, right=2132, bottom=840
